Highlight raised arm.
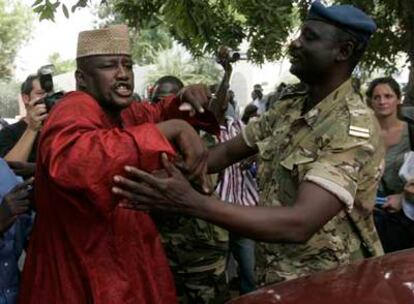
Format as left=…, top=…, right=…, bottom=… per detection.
left=208, top=49, right=233, bottom=124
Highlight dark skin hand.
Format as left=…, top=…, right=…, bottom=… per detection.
left=177, top=84, right=211, bottom=116
left=7, top=161, right=36, bottom=179
left=159, top=85, right=213, bottom=192
left=112, top=154, right=343, bottom=243
left=0, top=177, right=33, bottom=233
left=156, top=119, right=210, bottom=193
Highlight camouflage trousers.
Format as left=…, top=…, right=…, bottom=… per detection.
left=174, top=269, right=230, bottom=304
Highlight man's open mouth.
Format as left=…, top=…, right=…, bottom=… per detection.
left=114, top=83, right=132, bottom=97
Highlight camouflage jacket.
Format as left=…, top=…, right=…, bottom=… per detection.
left=242, top=79, right=385, bottom=285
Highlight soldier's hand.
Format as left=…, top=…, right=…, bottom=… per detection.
left=177, top=84, right=211, bottom=117
left=27, top=96, right=48, bottom=131
left=113, top=154, right=203, bottom=213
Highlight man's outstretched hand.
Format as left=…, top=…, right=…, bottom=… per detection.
left=112, top=154, right=203, bottom=213
left=177, top=84, right=212, bottom=116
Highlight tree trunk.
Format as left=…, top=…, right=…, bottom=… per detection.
left=401, top=0, right=414, bottom=105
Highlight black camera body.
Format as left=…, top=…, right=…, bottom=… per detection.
left=37, top=65, right=64, bottom=111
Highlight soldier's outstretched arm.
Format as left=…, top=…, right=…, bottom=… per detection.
left=207, top=133, right=258, bottom=174
left=112, top=155, right=343, bottom=243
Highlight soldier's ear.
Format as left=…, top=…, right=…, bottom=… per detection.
left=336, top=40, right=355, bottom=62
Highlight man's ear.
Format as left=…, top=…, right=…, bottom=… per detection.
left=336, top=41, right=355, bottom=62
left=75, top=69, right=86, bottom=90
left=21, top=94, right=30, bottom=106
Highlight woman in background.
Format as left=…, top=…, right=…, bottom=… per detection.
left=367, top=77, right=411, bottom=252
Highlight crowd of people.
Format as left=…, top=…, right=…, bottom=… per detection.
left=0, top=1, right=414, bottom=304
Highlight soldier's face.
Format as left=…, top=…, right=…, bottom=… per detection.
left=289, top=20, right=340, bottom=83
left=77, top=55, right=135, bottom=112
left=370, top=84, right=400, bottom=118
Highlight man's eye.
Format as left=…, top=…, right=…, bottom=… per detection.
left=100, top=64, right=115, bottom=69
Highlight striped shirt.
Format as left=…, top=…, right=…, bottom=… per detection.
left=216, top=118, right=259, bottom=206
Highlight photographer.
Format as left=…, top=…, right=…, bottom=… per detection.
left=0, top=74, right=47, bottom=170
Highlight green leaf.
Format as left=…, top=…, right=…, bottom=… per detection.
left=62, top=3, right=69, bottom=18
left=32, top=0, right=44, bottom=7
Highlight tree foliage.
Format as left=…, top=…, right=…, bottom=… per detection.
left=0, top=0, right=33, bottom=80
left=31, top=0, right=89, bottom=21
left=29, top=0, right=409, bottom=69
left=94, top=2, right=173, bottom=65
left=31, top=0, right=414, bottom=101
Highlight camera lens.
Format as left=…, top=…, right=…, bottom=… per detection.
left=231, top=52, right=241, bottom=61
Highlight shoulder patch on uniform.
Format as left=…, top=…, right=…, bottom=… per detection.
left=349, top=125, right=370, bottom=138
left=346, top=94, right=373, bottom=139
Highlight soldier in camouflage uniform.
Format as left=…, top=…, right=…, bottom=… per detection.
left=150, top=72, right=230, bottom=303
left=113, top=1, right=384, bottom=289
left=152, top=131, right=230, bottom=304
left=248, top=78, right=384, bottom=284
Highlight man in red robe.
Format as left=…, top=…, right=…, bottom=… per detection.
left=18, top=25, right=213, bottom=304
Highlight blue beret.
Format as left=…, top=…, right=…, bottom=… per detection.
left=306, top=1, right=377, bottom=43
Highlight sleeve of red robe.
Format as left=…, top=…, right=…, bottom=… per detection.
left=39, top=91, right=176, bottom=213
left=126, top=95, right=221, bottom=136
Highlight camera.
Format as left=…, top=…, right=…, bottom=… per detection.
left=37, top=65, right=64, bottom=111
left=228, top=51, right=248, bottom=62
left=216, top=46, right=248, bottom=64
